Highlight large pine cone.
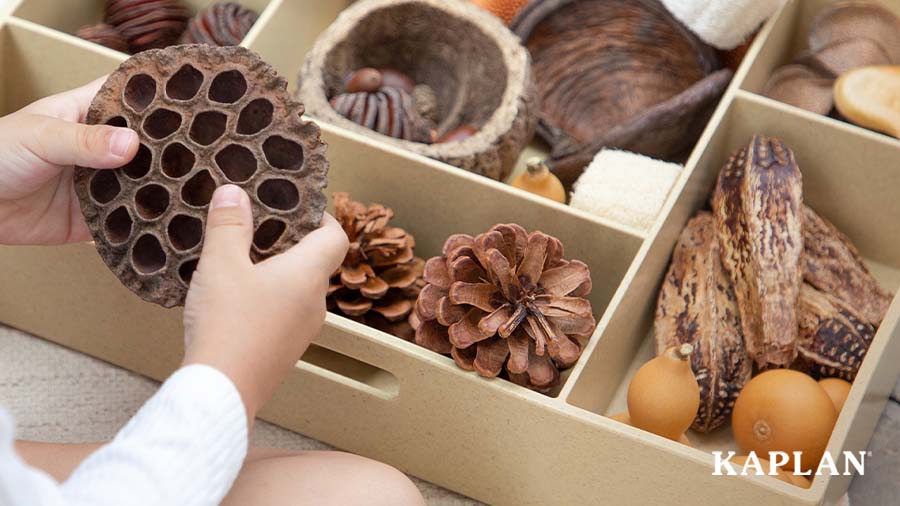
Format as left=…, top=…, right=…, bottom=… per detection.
left=180, top=2, right=259, bottom=46
left=328, top=193, right=424, bottom=340
left=330, top=87, right=433, bottom=144
left=413, top=224, right=596, bottom=392
left=106, top=0, right=191, bottom=53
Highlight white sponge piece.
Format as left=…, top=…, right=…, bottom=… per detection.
left=570, top=149, right=682, bottom=232
left=660, top=0, right=785, bottom=50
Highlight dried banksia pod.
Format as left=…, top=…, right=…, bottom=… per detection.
left=106, top=0, right=191, bottom=53
left=797, top=283, right=876, bottom=381
left=328, top=193, right=425, bottom=340
left=180, top=2, right=259, bottom=47
left=330, top=87, right=434, bottom=143
left=802, top=205, right=892, bottom=326
left=76, top=23, right=129, bottom=53
left=655, top=212, right=751, bottom=433
left=712, top=136, right=804, bottom=369
left=414, top=224, right=596, bottom=392
left=73, top=45, right=328, bottom=307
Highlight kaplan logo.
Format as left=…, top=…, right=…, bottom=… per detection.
left=712, top=451, right=869, bottom=477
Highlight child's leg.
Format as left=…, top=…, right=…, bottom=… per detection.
left=16, top=441, right=425, bottom=505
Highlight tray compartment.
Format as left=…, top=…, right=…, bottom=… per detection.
left=12, top=0, right=275, bottom=52
left=563, top=91, right=900, bottom=505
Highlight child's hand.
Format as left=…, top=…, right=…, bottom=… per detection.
left=182, top=185, right=348, bottom=425
left=0, top=78, right=139, bottom=245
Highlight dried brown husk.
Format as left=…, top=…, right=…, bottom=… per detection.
left=762, top=64, right=834, bottom=115
left=809, top=2, right=900, bottom=63
left=802, top=205, right=892, bottom=326
left=797, top=283, right=876, bottom=381
left=711, top=136, right=804, bottom=369
left=510, top=0, right=725, bottom=186
left=655, top=212, right=751, bottom=432
left=797, top=37, right=892, bottom=77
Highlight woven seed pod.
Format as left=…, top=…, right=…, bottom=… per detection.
left=330, top=87, right=433, bottom=143
left=106, top=0, right=191, bottom=53
left=180, top=2, right=259, bottom=47
left=76, top=23, right=130, bottom=53
left=328, top=193, right=425, bottom=340
left=73, top=45, right=328, bottom=307
left=413, top=224, right=596, bottom=393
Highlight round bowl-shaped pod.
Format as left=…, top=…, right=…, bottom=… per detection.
left=74, top=45, right=329, bottom=307
left=510, top=0, right=731, bottom=187
left=297, top=0, right=537, bottom=181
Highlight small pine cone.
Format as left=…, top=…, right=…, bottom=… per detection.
left=180, top=2, right=259, bottom=46
left=328, top=193, right=425, bottom=341
left=414, top=224, right=596, bottom=392
left=105, top=0, right=191, bottom=53
left=76, top=23, right=129, bottom=53
left=330, top=87, right=434, bottom=144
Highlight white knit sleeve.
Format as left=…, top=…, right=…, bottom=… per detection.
left=59, top=364, right=248, bottom=506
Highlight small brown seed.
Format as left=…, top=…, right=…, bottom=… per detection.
left=379, top=68, right=415, bottom=94
left=344, top=67, right=384, bottom=93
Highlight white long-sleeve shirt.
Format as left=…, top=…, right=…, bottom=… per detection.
left=0, top=365, right=248, bottom=506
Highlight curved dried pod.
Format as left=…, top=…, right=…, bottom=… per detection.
left=549, top=69, right=732, bottom=187
left=798, top=37, right=892, bottom=77
left=798, top=283, right=876, bottom=381
left=655, top=212, right=751, bottom=433
left=762, top=64, right=834, bottom=115
left=802, top=205, right=892, bottom=325
left=809, top=2, right=900, bottom=63
left=510, top=0, right=726, bottom=185
left=297, top=0, right=537, bottom=181
left=711, top=136, right=804, bottom=369
left=834, top=65, right=900, bottom=138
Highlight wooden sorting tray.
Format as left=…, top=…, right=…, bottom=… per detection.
left=1, top=1, right=898, bottom=505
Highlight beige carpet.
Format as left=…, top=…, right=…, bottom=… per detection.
left=0, top=325, right=479, bottom=506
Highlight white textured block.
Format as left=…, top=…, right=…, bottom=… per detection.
left=660, top=0, right=786, bottom=49
left=570, top=149, right=682, bottom=232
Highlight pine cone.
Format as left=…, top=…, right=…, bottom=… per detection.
left=413, top=224, right=596, bottom=392
left=180, top=2, right=259, bottom=46
left=328, top=193, right=425, bottom=340
left=76, top=23, right=129, bottom=53
left=106, top=0, right=191, bottom=53
left=330, top=87, right=434, bottom=143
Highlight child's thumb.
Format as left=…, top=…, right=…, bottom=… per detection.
left=23, top=114, right=138, bottom=168
left=200, top=185, right=254, bottom=268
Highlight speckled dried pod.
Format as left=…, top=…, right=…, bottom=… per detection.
left=712, top=136, right=804, bottom=369
left=76, top=23, right=130, bottom=53
left=330, top=88, right=433, bottom=143
left=73, top=45, right=328, bottom=307
left=655, top=212, right=751, bottom=433
left=106, top=0, right=191, bottom=52
left=180, top=2, right=259, bottom=47
left=797, top=283, right=875, bottom=381
left=298, top=0, right=537, bottom=181
left=802, top=205, right=892, bottom=326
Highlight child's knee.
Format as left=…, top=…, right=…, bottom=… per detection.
left=333, top=452, right=425, bottom=506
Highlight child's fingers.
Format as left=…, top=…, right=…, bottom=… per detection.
left=198, top=185, right=255, bottom=270
left=21, top=114, right=138, bottom=168
left=260, top=213, right=349, bottom=281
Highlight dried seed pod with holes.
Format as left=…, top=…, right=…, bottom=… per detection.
left=76, top=23, right=129, bottom=53
left=655, top=212, right=751, bottom=433
left=180, top=2, right=259, bottom=47
left=105, top=0, right=191, bottom=53
left=802, top=205, right=892, bottom=326
left=413, top=224, right=595, bottom=393
left=328, top=193, right=425, bottom=340
left=330, top=88, right=434, bottom=144
left=73, top=45, right=328, bottom=308
left=797, top=283, right=876, bottom=381
left=711, top=136, right=804, bottom=369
